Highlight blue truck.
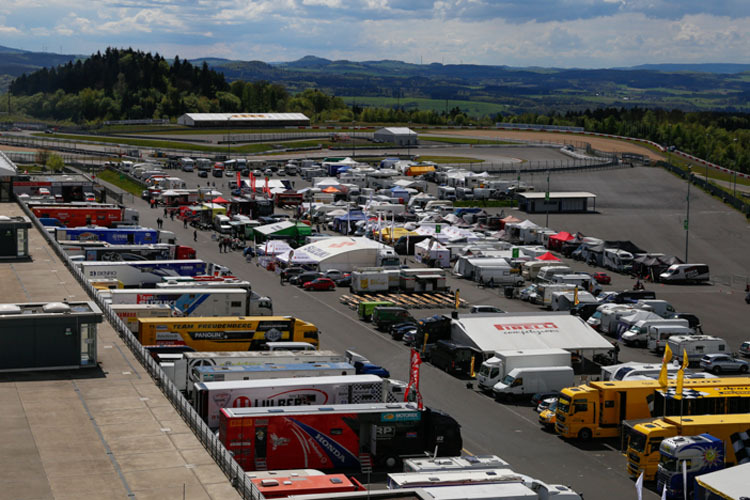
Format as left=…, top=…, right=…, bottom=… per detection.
left=657, top=434, right=725, bottom=499
left=55, top=227, right=175, bottom=245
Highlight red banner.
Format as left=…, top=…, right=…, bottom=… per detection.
left=264, top=176, right=269, bottom=196
left=236, top=171, right=241, bottom=189
left=406, top=349, right=423, bottom=409
left=250, top=173, right=256, bottom=193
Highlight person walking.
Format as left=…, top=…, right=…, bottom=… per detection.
left=156, top=217, right=162, bottom=229
left=218, top=238, right=224, bottom=253
left=163, top=207, right=168, bottom=217
left=193, top=230, right=197, bottom=242
left=183, top=218, right=188, bottom=229
left=612, top=342, right=620, bottom=364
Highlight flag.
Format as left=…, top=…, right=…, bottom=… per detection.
left=675, top=349, right=689, bottom=400
left=264, top=176, right=269, bottom=196
left=660, top=485, right=667, bottom=500
left=405, top=349, right=423, bottom=409
left=250, top=172, right=256, bottom=193
left=454, top=289, right=460, bottom=310
left=573, top=286, right=579, bottom=305
left=682, top=459, right=687, bottom=500
left=236, top=171, right=241, bottom=189
left=635, top=471, right=644, bottom=500
left=658, top=344, right=673, bottom=390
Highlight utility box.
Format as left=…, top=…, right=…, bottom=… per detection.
left=0, top=301, right=103, bottom=372
left=0, top=215, right=31, bottom=261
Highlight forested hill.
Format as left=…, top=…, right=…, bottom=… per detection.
left=10, top=47, right=227, bottom=97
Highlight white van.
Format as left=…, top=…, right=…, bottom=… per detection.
left=621, top=318, right=689, bottom=347
left=647, top=324, right=694, bottom=353
left=179, top=157, right=194, bottom=172
left=635, top=299, right=676, bottom=318
left=536, top=265, right=573, bottom=283
left=214, top=214, right=232, bottom=233
left=491, top=366, right=574, bottom=399
left=659, top=264, right=710, bottom=284
left=668, top=335, right=728, bottom=365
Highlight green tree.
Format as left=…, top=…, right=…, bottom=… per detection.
left=46, top=153, right=64, bottom=172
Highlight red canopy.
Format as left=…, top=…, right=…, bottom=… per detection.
left=211, top=196, right=230, bottom=204
left=550, top=231, right=575, bottom=242
left=322, top=186, right=340, bottom=193
left=536, top=251, right=561, bottom=261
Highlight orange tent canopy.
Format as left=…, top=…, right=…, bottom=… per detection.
left=322, top=186, right=340, bottom=193
left=211, top=196, right=230, bottom=204
left=536, top=251, right=561, bottom=261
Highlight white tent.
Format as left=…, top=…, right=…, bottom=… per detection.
left=414, top=239, right=451, bottom=268
left=450, top=313, right=613, bottom=354
left=276, top=249, right=317, bottom=266
left=275, top=236, right=395, bottom=272
left=259, top=240, right=292, bottom=255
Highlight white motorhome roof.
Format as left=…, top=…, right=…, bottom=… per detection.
left=451, top=313, right=613, bottom=352
left=695, top=461, right=750, bottom=499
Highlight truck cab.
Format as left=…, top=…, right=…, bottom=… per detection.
left=656, top=434, right=724, bottom=499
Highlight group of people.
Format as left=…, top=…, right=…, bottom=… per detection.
left=218, top=236, right=236, bottom=253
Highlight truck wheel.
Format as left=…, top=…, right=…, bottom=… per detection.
left=382, top=455, right=398, bottom=469
left=578, top=428, right=592, bottom=440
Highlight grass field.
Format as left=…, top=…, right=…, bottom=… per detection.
left=97, top=169, right=146, bottom=197
left=420, top=136, right=517, bottom=145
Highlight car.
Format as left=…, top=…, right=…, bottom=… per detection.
left=741, top=341, right=750, bottom=358
left=264, top=168, right=274, bottom=176
left=593, top=272, right=611, bottom=284
left=323, top=269, right=345, bottom=281
left=699, top=354, right=749, bottom=374
left=470, top=305, right=505, bottom=314
left=281, top=266, right=306, bottom=281
left=303, top=277, right=336, bottom=291
left=536, top=397, right=558, bottom=413
left=197, top=170, right=208, bottom=178
left=518, top=284, right=537, bottom=302
left=389, top=321, right=418, bottom=341
left=334, top=274, right=351, bottom=287
left=252, top=169, right=263, bottom=177
left=530, top=391, right=560, bottom=408
left=538, top=406, right=557, bottom=430
left=83, top=192, right=96, bottom=202
left=290, top=271, right=322, bottom=286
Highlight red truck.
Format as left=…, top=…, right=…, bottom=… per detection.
left=219, top=402, right=463, bottom=472
left=30, top=203, right=139, bottom=228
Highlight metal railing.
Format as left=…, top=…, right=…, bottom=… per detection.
left=16, top=199, right=262, bottom=500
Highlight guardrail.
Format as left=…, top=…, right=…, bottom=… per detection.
left=661, top=161, right=750, bottom=216
left=16, top=198, right=263, bottom=500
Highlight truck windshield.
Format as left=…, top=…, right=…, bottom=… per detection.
left=630, top=431, right=647, bottom=453
left=478, top=365, right=490, bottom=377
left=590, top=311, right=602, bottom=320
left=557, top=396, right=571, bottom=414
left=658, top=454, right=679, bottom=472
left=500, top=375, right=515, bottom=385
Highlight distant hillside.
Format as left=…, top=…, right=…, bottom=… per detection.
left=196, top=56, right=750, bottom=114
left=0, top=45, right=81, bottom=90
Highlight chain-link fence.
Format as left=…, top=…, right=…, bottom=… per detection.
left=16, top=199, right=263, bottom=500
left=661, top=161, right=750, bottom=217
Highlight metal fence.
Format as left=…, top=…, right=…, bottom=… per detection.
left=661, top=161, right=750, bottom=217
left=16, top=199, right=262, bottom=500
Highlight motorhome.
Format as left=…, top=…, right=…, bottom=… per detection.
left=536, top=265, right=574, bottom=282
left=667, top=335, right=729, bottom=365
left=646, top=324, right=694, bottom=353
left=603, top=249, right=634, bottom=273
left=634, top=299, right=676, bottom=318
left=621, top=318, right=690, bottom=347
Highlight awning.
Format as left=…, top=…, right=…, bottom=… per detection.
left=536, top=251, right=561, bottom=261
left=211, top=196, right=230, bottom=204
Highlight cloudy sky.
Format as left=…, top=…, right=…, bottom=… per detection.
left=1, top=0, right=749, bottom=68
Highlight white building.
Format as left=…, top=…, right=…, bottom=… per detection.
left=374, top=127, right=418, bottom=146
left=177, top=113, right=310, bottom=128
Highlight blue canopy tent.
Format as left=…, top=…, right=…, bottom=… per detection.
left=390, top=186, right=410, bottom=203
left=333, top=210, right=367, bottom=234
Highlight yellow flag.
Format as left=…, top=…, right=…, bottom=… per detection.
left=675, top=349, right=688, bottom=400
left=454, top=289, right=460, bottom=310
left=658, top=344, right=672, bottom=389
left=574, top=286, right=579, bottom=305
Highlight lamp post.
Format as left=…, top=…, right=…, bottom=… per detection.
left=226, top=115, right=231, bottom=161
left=545, top=170, right=550, bottom=228
left=352, top=120, right=355, bottom=158
left=407, top=121, right=412, bottom=158
left=685, top=166, right=691, bottom=263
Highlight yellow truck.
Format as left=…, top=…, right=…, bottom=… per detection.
left=624, top=414, right=750, bottom=481
left=555, top=377, right=750, bottom=440
left=137, top=316, right=320, bottom=351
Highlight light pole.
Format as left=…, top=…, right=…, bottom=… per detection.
left=545, top=170, right=550, bottom=228
left=226, top=116, right=231, bottom=160
left=352, top=120, right=355, bottom=158
left=407, top=121, right=411, bottom=158
left=685, top=166, right=691, bottom=263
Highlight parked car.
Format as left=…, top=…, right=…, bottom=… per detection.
left=290, top=271, right=322, bottom=286
left=518, top=284, right=538, bottom=302
left=281, top=266, right=306, bottom=281
left=536, top=396, right=558, bottom=413
left=334, top=273, right=351, bottom=287
left=323, top=269, right=345, bottom=281
left=593, top=272, right=611, bottom=284
left=699, top=353, right=749, bottom=374
left=402, top=328, right=418, bottom=346
left=530, top=391, right=560, bottom=408
left=372, top=306, right=415, bottom=331
left=389, top=321, right=418, bottom=341
left=470, top=305, right=505, bottom=314
left=302, top=277, right=336, bottom=291
left=538, top=405, right=557, bottom=431
left=83, top=192, right=96, bottom=202
left=198, top=170, right=208, bottom=178
left=740, top=341, right=750, bottom=357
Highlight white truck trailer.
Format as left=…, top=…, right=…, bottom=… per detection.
left=193, top=374, right=407, bottom=429
left=476, top=349, right=571, bottom=392
left=77, top=259, right=206, bottom=287
left=109, top=287, right=272, bottom=316
left=165, top=349, right=346, bottom=392
left=403, top=455, right=511, bottom=473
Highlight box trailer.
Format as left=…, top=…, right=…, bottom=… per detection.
left=350, top=267, right=399, bottom=294
left=477, top=349, right=571, bottom=392
left=110, top=287, right=272, bottom=316
left=167, top=349, right=346, bottom=392
left=30, top=204, right=139, bottom=227
left=55, top=226, right=174, bottom=245
left=110, top=304, right=173, bottom=333
left=77, top=259, right=206, bottom=287
left=195, top=375, right=407, bottom=429
left=82, top=243, right=196, bottom=261
left=219, top=403, right=463, bottom=471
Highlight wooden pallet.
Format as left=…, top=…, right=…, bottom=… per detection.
left=338, top=292, right=467, bottom=310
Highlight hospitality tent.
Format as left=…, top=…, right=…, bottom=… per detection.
left=547, top=231, right=576, bottom=251
left=275, top=236, right=396, bottom=272
left=450, top=313, right=613, bottom=356
left=414, top=239, right=451, bottom=268
left=275, top=249, right=317, bottom=266
left=536, top=251, right=561, bottom=261
left=259, top=239, right=292, bottom=255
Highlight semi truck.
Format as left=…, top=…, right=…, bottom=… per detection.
left=476, top=349, right=571, bottom=392
left=195, top=375, right=408, bottom=429
left=402, top=455, right=511, bottom=473
left=165, top=349, right=346, bottom=392
left=77, top=259, right=206, bottom=287
left=110, top=288, right=273, bottom=316
left=110, top=304, right=173, bottom=334
left=555, top=377, right=750, bottom=440
left=219, top=402, right=463, bottom=471
left=189, top=362, right=356, bottom=393
left=30, top=204, right=139, bottom=227
left=81, top=243, right=196, bottom=261
left=656, top=434, right=726, bottom=499
left=136, top=316, right=319, bottom=351
left=625, top=414, right=750, bottom=482
left=55, top=226, right=175, bottom=245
